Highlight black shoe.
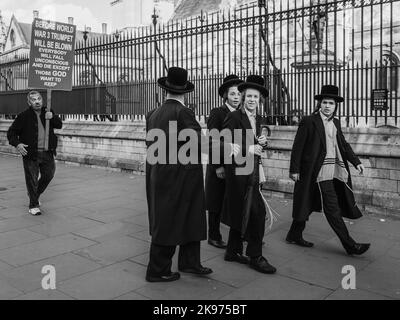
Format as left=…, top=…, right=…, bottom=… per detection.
left=286, top=236, right=314, bottom=248
left=249, top=256, right=277, bottom=274
left=208, top=239, right=227, bottom=249
left=146, top=272, right=180, bottom=283
left=345, top=243, right=370, bottom=256
left=179, top=266, right=213, bottom=275
left=224, top=252, right=250, bottom=264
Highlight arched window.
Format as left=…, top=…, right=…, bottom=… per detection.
left=378, top=51, right=399, bottom=92
left=10, top=29, right=16, bottom=48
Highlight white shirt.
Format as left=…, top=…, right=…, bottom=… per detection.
left=244, top=108, right=257, bottom=135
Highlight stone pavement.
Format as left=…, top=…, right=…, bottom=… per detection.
left=0, top=153, right=399, bottom=300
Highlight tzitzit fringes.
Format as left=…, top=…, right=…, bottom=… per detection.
left=317, top=182, right=325, bottom=214
left=259, top=186, right=280, bottom=231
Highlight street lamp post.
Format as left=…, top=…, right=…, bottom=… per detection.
left=152, top=8, right=160, bottom=106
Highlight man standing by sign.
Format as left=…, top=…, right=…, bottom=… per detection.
left=28, top=18, right=76, bottom=151
left=7, top=91, right=63, bottom=215
left=7, top=18, right=76, bottom=215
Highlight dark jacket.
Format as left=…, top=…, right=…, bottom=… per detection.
left=205, top=104, right=231, bottom=213
left=221, top=108, right=268, bottom=231
left=145, top=99, right=207, bottom=246
left=289, top=113, right=362, bottom=222
left=7, top=107, right=63, bottom=160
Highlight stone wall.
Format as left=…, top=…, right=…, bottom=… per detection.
left=1, top=120, right=399, bottom=218
left=0, top=120, right=147, bottom=173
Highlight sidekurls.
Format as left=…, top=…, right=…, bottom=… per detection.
left=205, top=104, right=231, bottom=213
left=145, top=99, right=207, bottom=246
left=221, top=109, right=267, bottom=231
left=289, top=113, right=363, bottom=222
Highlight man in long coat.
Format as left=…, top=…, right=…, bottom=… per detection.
left=222, top=75, right=277, bottom=274
left=205, top=75, right=243, bottom=249
left=286, top=85, right=371, bottom=256
left=145, top=67, right=215, bottom=282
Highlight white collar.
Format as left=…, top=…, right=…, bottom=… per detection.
left=225, top=102, right=236, bottom=112
left=245, top=108, right=256, bottom=118
left=168, top=98, right=185, bottom=107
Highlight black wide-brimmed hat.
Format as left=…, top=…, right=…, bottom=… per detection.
left=157, top=67, right=195, bottom=94
left=218, top=74, right=244, bottom=97
left=238, top=75, right=269, bottom=98
left=315, top=85, right=344, bottom=103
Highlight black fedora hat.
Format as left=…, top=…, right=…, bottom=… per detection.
left=238, top=75, right=269, bottom=98
left=218, top=74, right=244, bottom=97
left=315, top=85, right=344, bottom=103
left=158, top=67, right=195, bottom=94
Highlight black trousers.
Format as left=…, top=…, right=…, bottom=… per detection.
left=227, top=189, right=266, bottom=258
left=146, top=241, right=201, bottom=277
left=23, top=151, right=55, bottom=209
left=288, top=179, right=356, bottom=249
left=208, top=211, right=222, bottom=241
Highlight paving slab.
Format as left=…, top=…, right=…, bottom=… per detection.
left=277, top=250, right=372, bottom=290
left=0, top=253, right=102, bottom=293
left=325, top=288, right=393, bottom=300
left=356, top=256, right=400, bottom=299
left=220, top=275, right=332, bottom=300
left=73, top=221, right=146, bottom=242
left=136, top=276, right=235, bottom=300
left=1, top=154, right=399, bottom=300
left=27, top=216, right=105, bottom=237
left=73, top=236, right=149, bottom=266
left=13, top=289, right=75, bottom=300
left=0, top=229, right=47, bottom=250
left=57, top=261, right=148, bottom=300
left=0, top=277, right=23, bottom=300
left=0, top=216, right=43, bottom=234
left=0, top=234, right=97, bottom=267
left=79, top=208, right=139, bottom=224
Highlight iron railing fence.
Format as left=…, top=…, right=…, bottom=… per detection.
left=0, top=0, right=399, bottom=127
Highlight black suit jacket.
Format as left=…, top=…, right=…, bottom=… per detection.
left=7, top=107, right=63, bottom=160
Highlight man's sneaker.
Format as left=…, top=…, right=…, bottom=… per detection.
left=28, top=208, right=42, bottom=216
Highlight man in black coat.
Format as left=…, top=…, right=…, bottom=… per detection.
left=286, top=85, right=371, bottom=256
left=146, top=67, right=223, bottom=282
left=222, top=75, right=277, bottom=274
left=205, top=74, right=243, bottom=249
left=7, top=91, right=63, bottom=216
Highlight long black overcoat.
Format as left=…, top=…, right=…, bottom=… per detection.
left=145, top=99, right=207, bottom=246
left=290, top=113, right=363, bottom=222
left=205, top=104, right=231, bottom=213
left=221, top=108, right=267, bottom=231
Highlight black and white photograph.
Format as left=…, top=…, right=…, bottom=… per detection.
left=0, top=0, right=399, bottom=307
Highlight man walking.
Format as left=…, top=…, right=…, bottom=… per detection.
left=7, top=91, right=63, bottom=216
left=286, top=85, right=370, bottom=256
left=222, top=75, right=277, bottom=274
left=145, top=67, right=215, bottom=282
left=205, top=75, right=243, bottom=249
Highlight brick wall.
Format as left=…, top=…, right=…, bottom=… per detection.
left=1, top=120, right=399, bottom=218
